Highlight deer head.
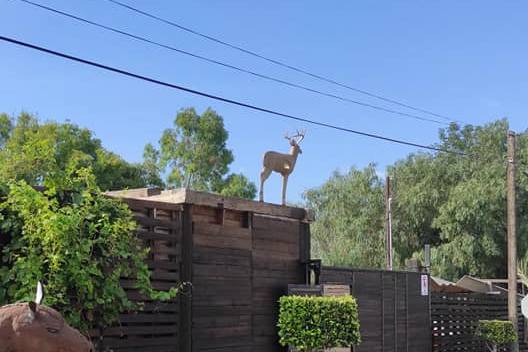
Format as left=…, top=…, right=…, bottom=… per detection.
left=284, top=129, right=305, bottom=154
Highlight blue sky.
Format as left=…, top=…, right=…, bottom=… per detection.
left=1, top=1, right=527, bottom=203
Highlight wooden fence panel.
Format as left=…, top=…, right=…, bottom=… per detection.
left=320, top=267, right=431, bottom=352
left=188, top=209, right=306, bottom=352
left=251, top=214, right=305, bottom=352
left=191, top=206, right=253, bottom=352
left=431, top=292, right=527, bottom=352
left=93, top=201, right=183, bottom=352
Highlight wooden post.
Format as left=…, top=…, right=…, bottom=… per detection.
left=507, top=131, right=518, bottom=352
left=180, top=204, right=193, bottom=352
left=385, top=176, right=393, bottom=270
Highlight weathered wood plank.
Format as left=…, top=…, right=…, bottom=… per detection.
left=116, top=188, right=313, bottom=221
left=180, top=204, right=193, bottom=352
left=103, top=324, right=178, bottom=337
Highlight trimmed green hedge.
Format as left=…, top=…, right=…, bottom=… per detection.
left=475, top=320, right=517, bottom=346
left=277, top=295, right=361, bottom=351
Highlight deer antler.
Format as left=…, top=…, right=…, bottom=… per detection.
left=295, top=129, right=306, bottom=143
left=284, top=130, right=305, bottom=143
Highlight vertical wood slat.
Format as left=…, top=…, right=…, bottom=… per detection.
left=249, top=212, right=255, bottom=352
left=381, top=271, right=385, bottom=352
left=180, top=204, right=193, bottom=352
left=405, top=274, right=409, bottom=352
left=394, top=273, right=397, bottom=352
left=299, top=221, right=311, bottom=264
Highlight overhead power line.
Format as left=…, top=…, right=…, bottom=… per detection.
left=106, top=0, right=460, bottom=123
left=14, top=0, right=447, bottom=125
left=0, top=34, right=466, bottom=156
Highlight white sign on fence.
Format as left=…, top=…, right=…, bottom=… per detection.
left=521, top=295, right=528, bottom=319
left=421, top=274, right=429, bottom=296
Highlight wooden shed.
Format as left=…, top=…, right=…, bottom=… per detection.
left=103, top=188, right=313, bottom=352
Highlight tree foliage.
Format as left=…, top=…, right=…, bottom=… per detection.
left=0, top=112, right=180, bottom=332
left=0, top=112, right=149, bottom=191
left=0, top=167, right=178, bottom=332
left=304, top=164, right=385, bottom=268
left=159, top=107, right=233, bottom=189
left=142, top=143, right=165, bottom=188
left=153, top=107, right=256, bottom=199
left=306, top=119, right=528, bottom=281
left=476, top=320, right=517, bottom=351
left=0, top=113, right=12, bottom=147
left=392, top=120, right=528, bottom=280
left=217, top=173, right=257, bottom=199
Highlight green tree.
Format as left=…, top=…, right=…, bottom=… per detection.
left=306, top=119, right=528, bottom=280
left=0, top=112, right=148, bottom=191
left=304, top=164, right=385, bottom=268
left=388, top=120, right=527, bottom=280
left=141, top=143, right=164, bottom=188
left=156, top=107, right=256, bottom=199
left=476, top=320, right=517, bottom=352
left=0, top=113, right=12, bottom=147
left=216, top=173, right=257, bottom=199
left=0, top=166, right=178, bottom=332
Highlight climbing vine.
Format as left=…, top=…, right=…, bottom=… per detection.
left=0, top=167, right=179, bottom=332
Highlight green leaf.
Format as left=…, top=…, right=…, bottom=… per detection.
left=277, top=295, right=361, bottom=351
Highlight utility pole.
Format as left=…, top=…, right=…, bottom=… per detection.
left=507, top=131, right=518, bottom=352
left=385, top=176, right=393, bottom=271
left=424, top=244, right=431, bottom=274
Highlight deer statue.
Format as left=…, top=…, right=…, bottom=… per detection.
left=259, top=130, right=305, bottom=205
left=0, top=281, right=94, bottom=352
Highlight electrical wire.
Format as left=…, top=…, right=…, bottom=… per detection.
left=13, top=0, right=448, bottom=126
left=0, top=34, right=466, bottom=156
left=105, top=0, right=461, bottom=123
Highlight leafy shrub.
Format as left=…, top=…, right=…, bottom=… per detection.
left=476, top=320, right=517, bottom=351
left=0, top=167, right=179, bottom=332
left=278, top=295, right=361, bottom=351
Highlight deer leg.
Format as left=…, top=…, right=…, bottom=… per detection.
left=281, top=174, right=289, bottom=206
left=259, top=167, right=272, bottom=202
